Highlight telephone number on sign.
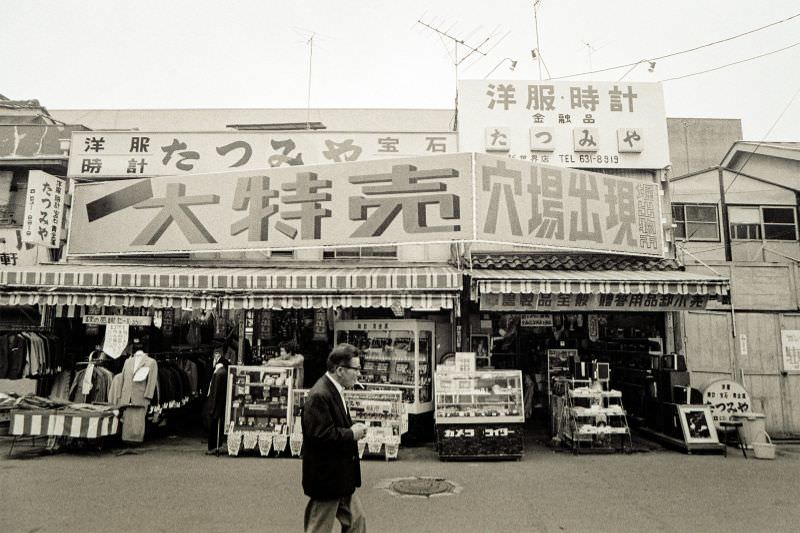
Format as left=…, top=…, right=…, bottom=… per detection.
left=578, top=154, right=620, bottom=164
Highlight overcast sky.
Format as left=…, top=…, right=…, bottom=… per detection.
left=3, top=1, right=800, bottom=141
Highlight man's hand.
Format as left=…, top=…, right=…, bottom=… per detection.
left=350, top=422, right=367, bottom=441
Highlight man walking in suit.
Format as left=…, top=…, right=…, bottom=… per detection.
left=302, top=343, right=367, bottom=533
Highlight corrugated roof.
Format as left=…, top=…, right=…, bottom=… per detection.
left=468, top=253, right=682, bottom=271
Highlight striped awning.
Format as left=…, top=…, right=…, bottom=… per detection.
left=10, top=409, right=120, bottom=439
left=0, top=292, right=216, bottom=310
left=0, top=265, right=460, bottom=292
left=1, top=264, right=460, bottom=310
left=471, top=269, right=729, bottom=297
left=221, top=292, right=456, bottom=311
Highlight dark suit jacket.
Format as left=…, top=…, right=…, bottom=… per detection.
left=302, top=375, right=361, bottom=500
left=206, top=362, right=229, bottom=420
left=0, top=335, right=8, bottom=379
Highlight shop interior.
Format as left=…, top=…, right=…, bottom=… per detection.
left=474, top=311, right=667, bottom=432
left=2, top=305, right=454, bottom=448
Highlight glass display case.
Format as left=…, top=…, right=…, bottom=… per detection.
left=433, top=369, right=524, bottom=460
left=434, top=370, right=524, bottom=424
left=288, top=388, right=407, bottom=460
left=335, top=319, right=434, bottom=415
left=225, top=365, right=295, bottom=435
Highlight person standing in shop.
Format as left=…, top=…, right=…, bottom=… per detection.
left=206, top=346, right=230, bottom=455
left=266, top=340, right=305, bottom=388
left=301, top=343, right=367, bottom=533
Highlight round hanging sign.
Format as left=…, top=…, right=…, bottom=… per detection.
left=701, top=379, right=752, bottom=430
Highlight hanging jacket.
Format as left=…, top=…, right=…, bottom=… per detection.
left=118, top=355, right=159, bottom=406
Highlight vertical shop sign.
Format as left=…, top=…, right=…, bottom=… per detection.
left=739, top=334, right=748, bottom=357
left=161, top=308, right=175, bottom=338
left=259, top=310, right=273, bottom=341
left=313, top=308, right=328, bottom=341
left=21, top=171, right=65, bottom=248
left=103, top=324, right=129, bottom=359
left=588, top=314, right=600, bottom=342
left=780, top=330, right=800, bottom=373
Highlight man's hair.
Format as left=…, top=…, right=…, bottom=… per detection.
left=327, top=343, right=360, bottom=372
left=279, top=340, right=300, bottom=355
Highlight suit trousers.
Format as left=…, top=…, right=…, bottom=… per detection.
left=304, top=494, right=366, bottom=533
left=208, top=417, right=225, bottom=451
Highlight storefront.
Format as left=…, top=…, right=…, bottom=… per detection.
left=0, top=263, right=460, bottom=446
left=462, top=254, right=730, bottom=451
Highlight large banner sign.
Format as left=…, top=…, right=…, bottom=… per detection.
left=475, top=154, right=663, bottom=255
left=67, top=131, right=456, bottom=178
left=479, top=292, right=707, bottom=312
left=68, top=154, right=474, bottom=255
left=67, top=153, right=663, bottom=257
left=458, top=80, right=669, bottom=169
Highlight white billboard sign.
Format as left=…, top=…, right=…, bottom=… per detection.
left=68, top=131, right=456, bottom=178
left=458, top=80, right=670, bottom=169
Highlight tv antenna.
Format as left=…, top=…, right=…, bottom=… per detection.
left=583, top=39, right=611, bottom=73
left=292, top=27, right=334, bottom=130
left=533, top=0, right=543, bottom=80
left=416, top=17, right=493, bottom=130
left=306, top=33, right=315, bottom=129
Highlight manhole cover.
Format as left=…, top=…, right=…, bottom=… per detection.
left=376, top=476, right=462, bottom=498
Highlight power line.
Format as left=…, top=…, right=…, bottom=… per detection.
left=722, top=83, right=800, bottom=193
left=547, top=11, right=800, bottom=80
left=662, top=40, right=800, bottom=81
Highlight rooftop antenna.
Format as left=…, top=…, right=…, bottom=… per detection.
left=583, top=39, right=610, bottom=75
left=306, top=33, right=314, bottom=130
left=533, top=0, right=543, bottom=80
left=416, top=17, right=492, bottom=131
left=584, top=42, right=596, bottom=71
left=292, top=27, right=334, bottom=129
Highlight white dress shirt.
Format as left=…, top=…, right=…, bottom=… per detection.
left=325, top=372, right=349, bottom=417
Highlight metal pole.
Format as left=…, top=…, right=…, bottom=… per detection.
left=534, top=1, right=543, bottom=80
left=306, top=35, right=314, bottom=130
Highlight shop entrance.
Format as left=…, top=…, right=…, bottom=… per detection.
left=481, top=311, right=666, bottom=431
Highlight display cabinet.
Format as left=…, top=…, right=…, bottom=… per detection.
left=334, top=319, right=434, bottom=415
left=225, top=365, right=295, bottom=456
left=288, top=388, right=406, bottom=460
left=555, top=377, right=632, bottom=454
left=433, top=369, right=524, bottom=459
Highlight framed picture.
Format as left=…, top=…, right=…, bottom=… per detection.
left=677, top=405, right=719, bottom=444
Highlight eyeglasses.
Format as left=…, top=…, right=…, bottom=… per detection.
left=338, top=365, right=361, bottom=371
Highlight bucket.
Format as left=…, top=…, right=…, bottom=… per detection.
left=751, top=431, right=776, bottom=460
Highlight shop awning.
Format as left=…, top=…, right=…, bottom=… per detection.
left=470, top=269, right=729, bottom=297
left=220, top=292, right=456, bottom=311
left=0, top=264, right=461, bottom=310
left=0, top=291, right=216, bottom=310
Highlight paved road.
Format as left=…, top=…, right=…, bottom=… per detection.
left=2, top=434, right=799, bottom=533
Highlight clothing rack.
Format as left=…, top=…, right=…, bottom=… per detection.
left=76, top=359, right=109, bottom=367
left=147, top=350, right=209, bottom=361
left=0, top=324, right=51, bottom=333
